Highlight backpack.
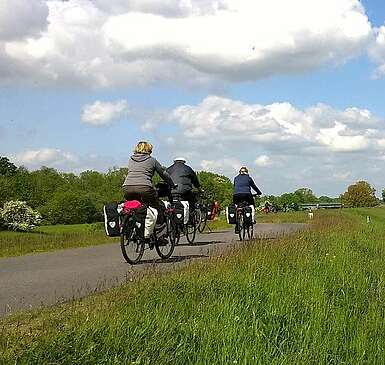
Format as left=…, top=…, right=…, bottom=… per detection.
left=103, top=202, right=121, bottom=237
left=226, top=204, right=237, bottom=225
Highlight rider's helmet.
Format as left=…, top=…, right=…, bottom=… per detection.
left=174, top=157, right=186, bottom=163
left=239, top=166, right=248, bottom=174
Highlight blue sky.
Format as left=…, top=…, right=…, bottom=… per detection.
left=1, top=0, right=385, bottom=196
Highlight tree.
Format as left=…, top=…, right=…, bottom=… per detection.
left=294, top=188, right=318, bottom=203
left=382, top=189, right=385, bottom=203
left=0, top=157, right=17, bottom=176
left=197, top=171, right=233, bottom=208
left=278, top=192, right=302, bottom=207
left=341, top=181, right=378, bottom=208
left=41, top=190, right=99, bottom=224
left=318, top=195, right=337, bottom=203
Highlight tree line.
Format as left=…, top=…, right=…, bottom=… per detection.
left=0, top=156, right=381, bottom=225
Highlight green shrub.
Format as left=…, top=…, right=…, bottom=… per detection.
left=41, top=190, right=99, bottom=225
left=1, top=201, right=41, bottom=231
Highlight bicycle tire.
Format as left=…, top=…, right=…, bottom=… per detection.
left=175, top=224, right=181, bottom=245
left=155, top=215, right=176, bottom=259
left=238, top=212, right=244, bottom=241
left=198, top=206, right=208, bottom=233
left=120, top=225, right=145, bottom=264
left=248, top=224, right=254, bottom=239
left=186, top=210, right=197, bottom=244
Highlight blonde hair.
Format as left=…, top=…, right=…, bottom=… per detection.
left=134, top=141, right=153, bottom=154
left=239, top=166, right=248, bottom=174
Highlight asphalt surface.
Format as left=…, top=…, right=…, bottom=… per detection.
left=0, top=223, right=306, bottom=317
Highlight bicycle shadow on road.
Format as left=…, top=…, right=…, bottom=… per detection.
left=136, top=254, right=208, bottom=265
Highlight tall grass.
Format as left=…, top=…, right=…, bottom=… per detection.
left=2, top=208, right=385, bottom=363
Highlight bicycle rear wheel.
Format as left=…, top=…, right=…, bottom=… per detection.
left=248, top=224, right=254, bottom=239
left=198, top=206, right=208, bottom=233
left=155, top=215, right=176, bottom=259
left=186, top=210, right=198, bottom=244
left=120, top=225, right=145, bottom=264
left=238, top=213, right=244, bottom=241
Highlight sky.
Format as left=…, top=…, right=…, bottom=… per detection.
left=1, top=0, right=385, bottom=197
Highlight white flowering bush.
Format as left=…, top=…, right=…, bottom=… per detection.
left=1, top=201, right=42, bottom=232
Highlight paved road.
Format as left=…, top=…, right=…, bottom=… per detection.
left=0, top=223, right=306, bottom=317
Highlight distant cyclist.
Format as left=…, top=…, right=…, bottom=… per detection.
left=122, top=141, right=175, bottom=244
left=166, top=157, right=202, bottom=209
left=233, top=166, right=262, bottom=233
left=233, top=166, right=262, bottom=206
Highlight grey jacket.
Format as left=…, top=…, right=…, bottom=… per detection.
left=122, top=153, right=174, bottom=188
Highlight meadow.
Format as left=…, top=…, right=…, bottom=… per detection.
left=1, top=207, right=385, bottom=363
left=0, top=223, right=119, bottom=258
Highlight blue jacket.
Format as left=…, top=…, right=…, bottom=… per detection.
left=233, top=174, right=262, bottom=195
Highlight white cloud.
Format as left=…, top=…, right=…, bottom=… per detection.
left=8, top=148, right=124, bottom=173
left=200, top=158, right=241, bottom=175
left=11, top=148, right=78, bottom=168
left=0, top=0, right=376, bottom=87
left=92, top=0, right=228, bottom=17
left=0, top=0, right=48, bottom=41
left=81, top=100, right=128, bottom=125
left=317, top=122, right=370, bottom=152
left=369, top=25, right=385, bottom=78
left=168, top=95, right=383, bottom=154
left=255, top=155, right=272, bottom=167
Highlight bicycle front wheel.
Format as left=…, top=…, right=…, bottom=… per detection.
left=120, top=226, right=145, bottom=264
left=156, top=215, right=176, bottom=259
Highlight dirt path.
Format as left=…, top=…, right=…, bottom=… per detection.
left=0, top=223, right=306, bottom=317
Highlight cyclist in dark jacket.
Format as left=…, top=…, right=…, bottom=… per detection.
left=233, top=166, right=262, bottom=207
left=166, top=157, right=201, bottom=209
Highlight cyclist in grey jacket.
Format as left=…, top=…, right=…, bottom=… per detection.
left=122, top=141, right=174, bottom=241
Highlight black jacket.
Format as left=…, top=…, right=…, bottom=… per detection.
left=166, top=162, right=200, bottom=194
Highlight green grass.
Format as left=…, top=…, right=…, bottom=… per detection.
left=2, top=208, right=385, bottom=363
left=0, top=223, right=118, bottom=258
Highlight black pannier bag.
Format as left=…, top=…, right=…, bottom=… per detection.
left=174, top=200, right=185, bottom=224
left=243, top=206, right=253, bottom=224
left=226, top=204, right=237, bottom=224
left=103, top=202, right=120, bottom=237
left=133, top=204, right=147, bottom=237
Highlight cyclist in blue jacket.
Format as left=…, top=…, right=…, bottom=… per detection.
left=233, top=166, right=262, bottom=234
left=233, top=166, right=262, bottom=206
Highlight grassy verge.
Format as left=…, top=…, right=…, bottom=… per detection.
left=2, top=208, right=385, bottom=363
left=0, top=223, right=118, bottom=258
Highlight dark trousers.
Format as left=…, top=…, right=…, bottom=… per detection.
left=180, top=190, right=197, bottom=211
left=123, top=185, right=166, bottom=237
left=233, top=193, right=255, bottom=207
